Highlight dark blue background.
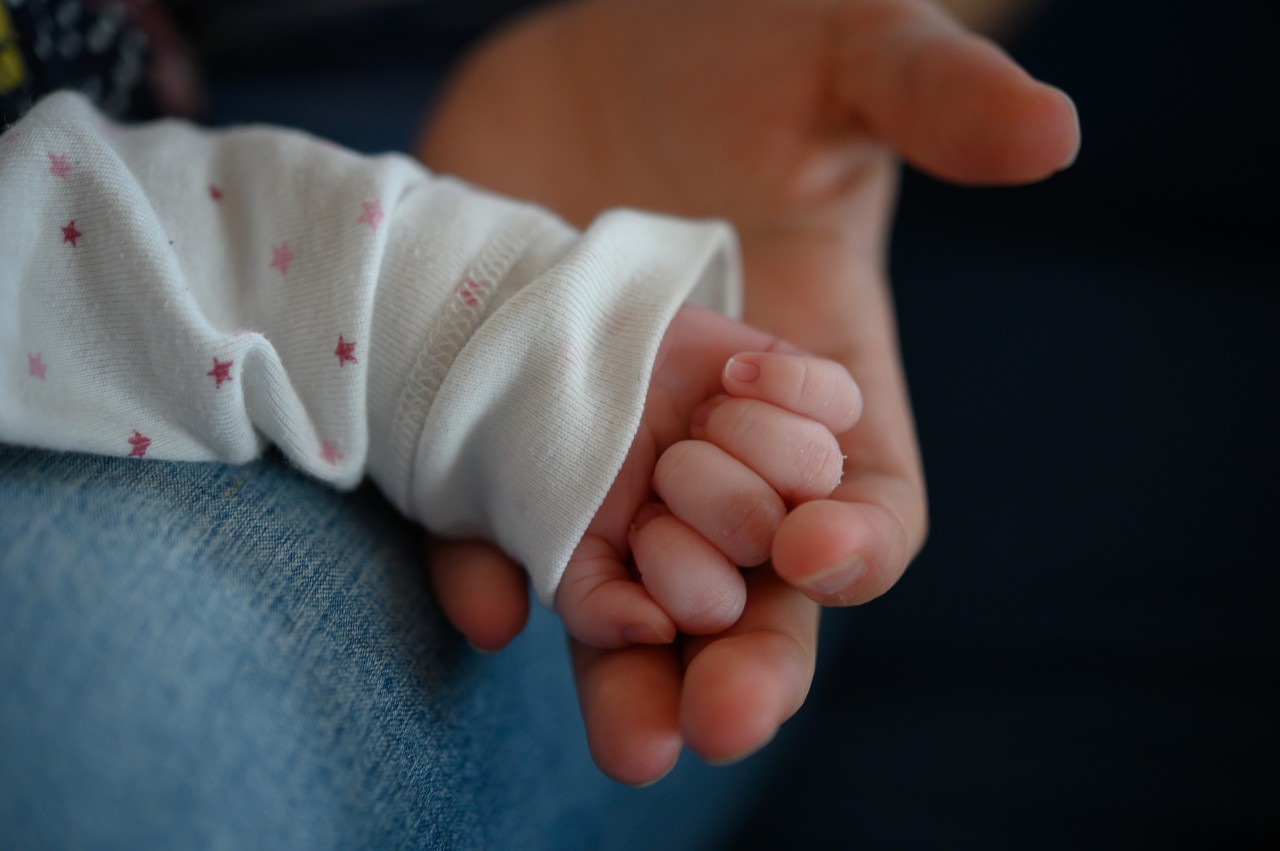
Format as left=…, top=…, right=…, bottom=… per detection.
left=731, top=2, right=1279, bottom=847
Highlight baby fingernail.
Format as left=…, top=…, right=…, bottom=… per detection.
left=800, top=557, right=865, bottom=596
left=623, top=622, right=674, bottom=645
left=725, top=356, right=760, bottom=384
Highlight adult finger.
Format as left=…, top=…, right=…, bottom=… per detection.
left=740, top=235, right=929, bottom=606
left=771, top=478, right=918, bottom=605
left=764, top=329, right=929, bottom=606
left=570, top=641, right=685, bottom=786
left=570, top=567, right=821, bottom=782
left=835, top=0, right=1081, bottom=184
left=679, top=569, right=820, bottom=762
left=425, top=538, right=530, bottom=652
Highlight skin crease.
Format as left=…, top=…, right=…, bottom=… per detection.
left=420, top=0, right=1078, bottom=783
left=555, top=308, right=861, bottom=649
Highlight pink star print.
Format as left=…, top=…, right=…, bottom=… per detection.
left=28, top=353, right=47, bottom=379
left=207, top=357, right=233, bottom=388
left=61, top=220, right=82, bottom=247
left=357, top=200, right=384, bottom=232
left=334, top=335, right=358, bottom=367
left=48, top=152, right=71, bottom=179
left=209, top=184, right=224, bottom=201
left=320, top=440, right=343, bottom=465
left=127, top=430, right=151, bottom=458
left=269, top=242, right=294, bottom=276
left=456, top=278, right=485, bottom=308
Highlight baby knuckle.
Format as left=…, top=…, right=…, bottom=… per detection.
left=725, top=491, right=784, bottom=566
left=654, top=440, right=700, bottom=490
left=720, top=399, right=762, bottom=446
left=793, top=358, right=821, bottom=414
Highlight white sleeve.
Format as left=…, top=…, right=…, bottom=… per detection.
left=0, top=92, right=741, bottom=605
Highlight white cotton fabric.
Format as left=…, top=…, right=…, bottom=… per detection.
left=0, top=92, right=741, bottom=605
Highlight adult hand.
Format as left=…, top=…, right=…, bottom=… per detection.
left=420, top=0, right=1079, bottom=784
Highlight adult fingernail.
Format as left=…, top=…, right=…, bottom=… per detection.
left=1048, top=85, right=1081, bottom=170
left=623, top=622, right=675, bottom=645
left=724, top=355, right=760, bottom=384
left=800, top=557, right=865, bottom=596
left=626, top=760, right=679, bottom=789
left=705, top=728, right=777, bottom=767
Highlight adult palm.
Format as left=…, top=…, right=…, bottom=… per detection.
left=419, top=0, right=1078, bottom=784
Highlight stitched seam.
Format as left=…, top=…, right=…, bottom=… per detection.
left=387, top=214, right=546, bottom=510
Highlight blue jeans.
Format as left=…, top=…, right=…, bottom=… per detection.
left=0, top=448, right=774, bottom=849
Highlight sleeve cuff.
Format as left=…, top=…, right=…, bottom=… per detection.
left=405, top=209, right=741, bottom=606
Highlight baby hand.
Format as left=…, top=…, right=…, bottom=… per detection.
left=555, top=306, right=862, bottom=648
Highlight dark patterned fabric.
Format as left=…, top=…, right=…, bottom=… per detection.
left=0, top=0, right=193, bottom=126
left=2, top=0, right=541, bottom=128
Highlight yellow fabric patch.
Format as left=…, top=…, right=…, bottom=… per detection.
left=0, top=3, right=28, bottom=95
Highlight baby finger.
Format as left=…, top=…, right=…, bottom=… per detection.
left=630, top=513, right=747, bottom=635
left=698, top=397, right=844, bottom=504
left=722, top=353, right=862, bottom=434
left=653, top=440, right=785, bottom=568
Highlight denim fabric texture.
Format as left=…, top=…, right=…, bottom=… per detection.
left=0, top=448, right=770, bottom=849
